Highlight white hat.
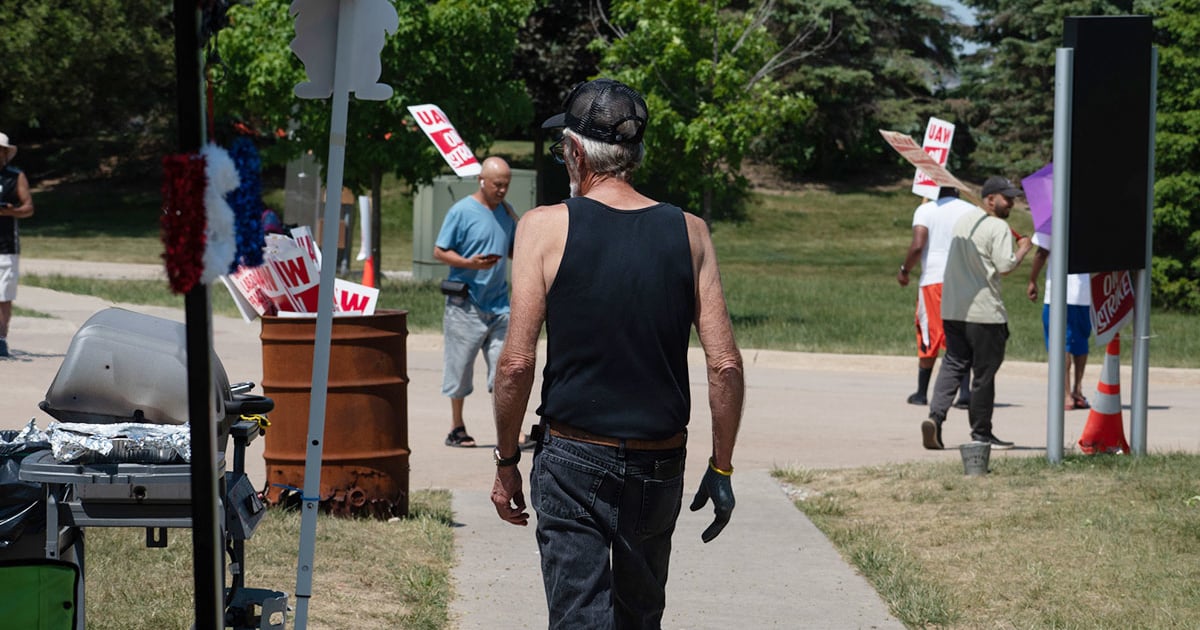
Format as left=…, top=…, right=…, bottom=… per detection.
left=0, top=133, right=17, bottom=161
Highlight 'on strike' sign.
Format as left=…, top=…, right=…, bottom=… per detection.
left=407, top=104, right=481, bottom=177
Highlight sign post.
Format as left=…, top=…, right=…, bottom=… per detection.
left=288, top=1, right=398, bottom=627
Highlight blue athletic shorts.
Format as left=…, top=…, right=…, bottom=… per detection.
left=1042, top=303, right=1092, bottom=356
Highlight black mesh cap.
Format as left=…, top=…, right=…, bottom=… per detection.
left=541, top=79, right=648, bottom=145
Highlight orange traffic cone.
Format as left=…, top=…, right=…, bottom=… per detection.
left=1078, top=333, right=1130, bottom=454
left=361, top=256, right=376, bottom=288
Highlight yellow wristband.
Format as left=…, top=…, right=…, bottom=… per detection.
left=709, top=457, right=733, bottom=476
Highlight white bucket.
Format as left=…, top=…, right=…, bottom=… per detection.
left=959, top=441, right=991, bottom=476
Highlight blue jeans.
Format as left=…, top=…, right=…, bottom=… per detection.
left=531, top=432, right=686, bottom=629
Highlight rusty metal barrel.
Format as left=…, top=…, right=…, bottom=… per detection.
left=260, top=309, right=409, bottom=517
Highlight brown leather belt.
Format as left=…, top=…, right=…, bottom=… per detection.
left=546, top=422, right=686, bottom=451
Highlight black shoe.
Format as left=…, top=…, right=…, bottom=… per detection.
left=953, top=397, right=970, bottom=409
left=977, top=434, right=1014, bottom=450
left=921, top=418, right=944, bottom=450
left=907, top=392, right=928, bottom=406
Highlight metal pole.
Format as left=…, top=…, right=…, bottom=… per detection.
left=1047, top=47, right=1074, bottom=465
left=1130, top=48, right=1158, bottom=455
left=175, top=0, right=223, bottom=627
left=294, top=1, right=356, bottom=627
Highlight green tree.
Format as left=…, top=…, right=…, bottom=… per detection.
left=956, top=0, right=1133, bottom=176
left=763, top=0, right=963, bottom=179
left=214, top=0, right=533, bottom=279
left=1149, top=0, right=1200, bottom=311
left=596, top=0, right=814, bottom=222
left=0, top=0, right=175, bottom=137
left=514, top=0, right=605, bottom=144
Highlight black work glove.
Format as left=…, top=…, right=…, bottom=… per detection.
left=688, top=459, right=735, bottom=543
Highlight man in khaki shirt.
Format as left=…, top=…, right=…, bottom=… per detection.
left=922, top=176, right=1032, bottom=451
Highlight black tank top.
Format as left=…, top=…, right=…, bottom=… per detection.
left=536, top=196, right=695, bottom=439
left=0, top=166, right=21, bottom=254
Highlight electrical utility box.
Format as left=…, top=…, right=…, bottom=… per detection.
left=411, top=168, right=536, bottom=282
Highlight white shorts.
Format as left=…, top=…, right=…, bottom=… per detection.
left=0, top=255, right=18, bottom=302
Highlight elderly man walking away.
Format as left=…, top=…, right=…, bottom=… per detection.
left=0, top=133, right=35, bottom=358
left=490, top=78, right=745, bottom=628
left=923, top=176, right=1032, bottom=451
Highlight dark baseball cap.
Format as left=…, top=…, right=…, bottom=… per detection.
left=981, top=176, right=1024, bottom=198
left=541, top=79, right=648, bottom=145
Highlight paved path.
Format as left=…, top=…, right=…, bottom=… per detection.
left=6, top=259, right=1200, bottom=628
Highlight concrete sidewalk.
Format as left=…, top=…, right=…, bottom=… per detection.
left=5, top=264, right=1200, bottom=628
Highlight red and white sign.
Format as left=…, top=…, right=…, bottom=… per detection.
left=912, top=117, right=955, bottom=199
left=407, top=104, right=481, bottom=177
left=290, top=225, right=321, bottom=267
left=879, top=129, right=979, bottom=205
left=334, top=279, right=378, bottom=315
left=1090, top=271, right=1135, bottom=345
left=222, top=231, right=379, bottom=321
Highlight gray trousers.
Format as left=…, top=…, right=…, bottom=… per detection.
left=931, top=320, right=1009, bottom=440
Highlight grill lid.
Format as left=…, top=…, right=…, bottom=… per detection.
left=40, top=308, right=229, bottom=425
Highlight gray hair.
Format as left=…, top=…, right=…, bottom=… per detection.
left=565, top=129, right=644, bottom=181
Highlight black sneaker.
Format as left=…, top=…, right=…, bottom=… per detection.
left=907, top=392, right=928, bottom=406
left=953, top=397, right=970, bottom=409
left=921, top=418, right=944, bottom=450
left=982, top=435, right=1014, bottom=450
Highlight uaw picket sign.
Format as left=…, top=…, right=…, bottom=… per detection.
left=880, top=129, right=978, bottom=205
left=1090, top=270, right=1134, bottom=345
left=912, top=117, right=955, bottom=199
left=407, top=104, right=482, bottom=177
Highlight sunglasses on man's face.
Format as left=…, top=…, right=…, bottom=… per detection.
left=549, top=138, right=565, bottom=164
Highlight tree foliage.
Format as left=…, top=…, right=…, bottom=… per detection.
left=1149, top=0, right=1200, bottom=310
left=955, top=0, right=1134, bottom=177
left=0, top=0, right=175, bottom=138
left=762, top=0, right=963, bottom=179
left=596, top=0, right=814, bottom=222
left=214, top=0, right=533, bottom=277
left=214, top=0, right=532, bottom=188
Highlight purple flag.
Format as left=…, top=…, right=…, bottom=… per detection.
left=1022, top=162, right=1054, bottom=235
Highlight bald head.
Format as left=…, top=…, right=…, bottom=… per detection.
left=476, top=156, right=512, bottom=208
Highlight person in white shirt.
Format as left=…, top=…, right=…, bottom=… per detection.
left=1026, top=232, right=1093, bottom=410
left=897, top=187, right=976, bottom=407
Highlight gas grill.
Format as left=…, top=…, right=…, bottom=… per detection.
left=16, top=308, right=287, bottom=629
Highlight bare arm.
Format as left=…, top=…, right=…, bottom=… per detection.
left=491, top=205, right=563, bottom=526
left=898, top=226, right=928, bottom=287
left=433, top=246, right=499, bottom=270
left=686, top=214, right=743, bottom=472
left=1027, top=246, right=1049, bottom=301
left=0, top=172, right=34, bottom=218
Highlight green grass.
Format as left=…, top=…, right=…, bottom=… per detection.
left=84, top=489, right=455, bottom=629
left=776, top=454, right=1200, bottom=629
left=19, top=176, right=1200, bottom=366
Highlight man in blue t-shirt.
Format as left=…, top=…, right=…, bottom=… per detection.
left=433, top=156, right=522, bottom=448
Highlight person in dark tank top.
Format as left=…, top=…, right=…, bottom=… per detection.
left=0, top=132, right=35, bottom=358
left=489, top=78, right=745, bottom=629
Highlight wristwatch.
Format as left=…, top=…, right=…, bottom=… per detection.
left=899, top=265, right=909, bottom=275
left=493, top=447, right=521, bottom=467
